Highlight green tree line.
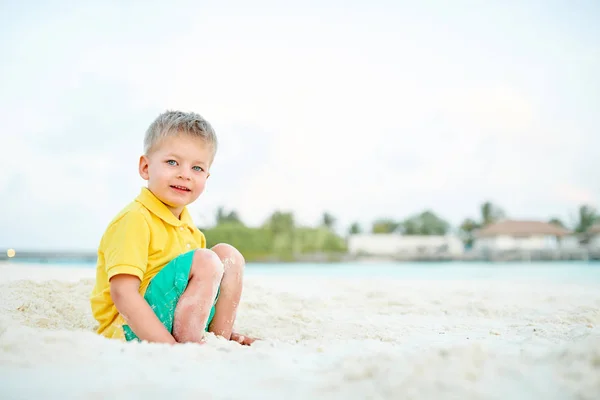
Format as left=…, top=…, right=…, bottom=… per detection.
left=201, top=207, right=346, bottom=262
left=365, top=202, right=599, bottom=247
left=200, top=203, right=599, bottom=261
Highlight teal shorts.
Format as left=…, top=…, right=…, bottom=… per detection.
left=123, top=250, right=219, bottom=342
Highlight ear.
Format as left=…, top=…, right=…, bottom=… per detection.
left=138, top=155, right=150, bottom=180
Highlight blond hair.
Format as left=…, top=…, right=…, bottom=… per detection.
left=144, top=110, right=218, bottom=156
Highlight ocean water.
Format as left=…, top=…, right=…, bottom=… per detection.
left=251, top=261, right=600, bottom=283
left=6, top=259, right=600, bottom=283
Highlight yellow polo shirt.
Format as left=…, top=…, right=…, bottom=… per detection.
left=90, top=187, right=207, bottom=339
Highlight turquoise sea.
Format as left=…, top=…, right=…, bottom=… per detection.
left=7, top=259, right=600, bottom=283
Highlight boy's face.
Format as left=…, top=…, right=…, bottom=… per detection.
left=138, top=134, right=213, bottom=218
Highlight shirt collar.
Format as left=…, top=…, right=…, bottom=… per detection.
left=135, top=187, right=195, bottom=229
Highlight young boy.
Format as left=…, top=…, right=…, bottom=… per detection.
left=90, top=110, right=254, bottom=345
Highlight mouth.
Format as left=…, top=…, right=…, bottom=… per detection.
left=170, top=185, right=191, bottom=193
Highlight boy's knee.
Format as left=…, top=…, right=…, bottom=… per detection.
left=191, top=249, right=224, bottom=279
left=212, top=243, right=245, bottom=268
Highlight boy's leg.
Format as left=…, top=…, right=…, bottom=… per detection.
left=123, top=249, right=221, bottom=343
left=208, top=243, right=247, bottom=342
left=123, top=246, right=253, bottom=345
left=171, top=249, right=224, bottom=343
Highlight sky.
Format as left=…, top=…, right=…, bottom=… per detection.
left=1, top=0, right=599, bottom=251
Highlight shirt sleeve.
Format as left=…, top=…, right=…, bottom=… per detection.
left=102, top=210, right=151, bottom=281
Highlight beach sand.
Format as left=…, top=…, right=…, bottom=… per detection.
left=0, top=264, right=599, bottom=400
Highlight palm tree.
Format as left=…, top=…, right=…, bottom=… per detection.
left=480, top=201, right=505, bottom=226
left=216, top=206, right=243, bottom=225
left=348, top=222, right=361, bottom=235
left=371, top=219, right=400, bottom=234
left=548, top=217, right=565, bottom=228
left=574, top=205, right=598, bottom=233
left=264, top=211, right=295, bottom=234
left=321, top=212, right=336, bottom=230
left=459, top=218, right=480, bottom=247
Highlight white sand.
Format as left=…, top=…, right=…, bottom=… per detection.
left=1, top=264, right=599, bottom=400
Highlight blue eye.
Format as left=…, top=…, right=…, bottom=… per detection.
left=192, top=166, right=204, bottom=172
left=166, top=160, right=177, bottom=166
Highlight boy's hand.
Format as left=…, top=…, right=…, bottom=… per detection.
left=110, top=274, right=177, bottom=344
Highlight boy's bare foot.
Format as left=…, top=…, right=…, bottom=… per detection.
left=230, top=332, right=257, bottom=346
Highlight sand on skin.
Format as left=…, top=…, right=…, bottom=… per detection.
left=0, top=264, right=599, bottom=400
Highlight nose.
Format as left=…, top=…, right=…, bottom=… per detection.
left=177, top=167, right=191, bottom=180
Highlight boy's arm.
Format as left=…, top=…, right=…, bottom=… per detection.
left=110, top=274, right=177, bottom=344
left=103, top=210, right=175, bottom=344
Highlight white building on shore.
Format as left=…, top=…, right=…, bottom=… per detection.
left=473, top=220, right=574, bottom=252
left=347, top=234, right=464, bottom=258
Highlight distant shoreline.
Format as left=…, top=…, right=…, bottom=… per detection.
left=2, top=249, right=599, bottom=263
